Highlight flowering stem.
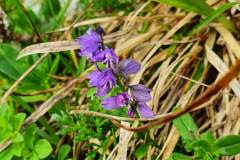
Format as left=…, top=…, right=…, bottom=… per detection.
left=116, top=75, right=127, bottom=91
left=95, top=63, right=102, bottom=72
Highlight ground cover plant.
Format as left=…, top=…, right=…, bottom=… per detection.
left=0, top=0, right=240, bottom=159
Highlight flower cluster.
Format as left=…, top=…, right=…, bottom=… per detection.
left=77, top=27, right=154, bottom=118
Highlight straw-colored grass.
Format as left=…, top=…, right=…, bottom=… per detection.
left=1, top=0, right=240, bottom=159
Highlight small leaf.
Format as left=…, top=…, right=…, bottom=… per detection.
left=173, top=113, right=198, bottom=142
left=87, top=88, right=97, bottom=98
left=156, top=0, right=237, bottom=33
left=12, top=132, right=24, bottom=143
left=29, top=152, right=39, bottom=160
left=135, top=144, right=149, bottom=160
left=13, top=113, right=26, bottom=131
left=10, top=143, right=23, bottom=157
left=57, top=145, right=71, bottom=160
left=191, top=139, right=212, bottom=152
left=213, top=135, right=240, bottom=156
left=19, top=94, right=48, bottom=103
left=168, top=153, right=192, bottom=160
left=200, top=131, right=215, bottom=144
left=24, top=124, right=37, bottom=149
left=0, top=148, right=13, bottom=160
left=190, top=2, right=237, bottom=35
left=34, top=139, right=52, bottom=159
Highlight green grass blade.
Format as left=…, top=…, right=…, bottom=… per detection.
left=155, top=0, right=237, bottom=33
left=156, top=0, right=213, bottom=15
left=190, top=2, right=237, bottom=35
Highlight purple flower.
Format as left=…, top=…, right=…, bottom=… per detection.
left=128, top=102, right=154, bottom=118
left=92, top=47, right=118, bottom=68
left=130, top=84, right=151, bottom=102
left=88, top=68, right=116, bottom=96
left=119, top=59, right=140, bottom=75
left=102, top=92, right=130, bottom=110
left=137, top=102, right=154, bottom=118
left=77, top=28, right=102, bottom=60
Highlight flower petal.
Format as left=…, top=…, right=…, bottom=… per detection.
left=102, top=92, right=130, bottom=110
left=137, top=102, right=154, bottom=118
left=96, top=83, right=110, bottom=97
left=77, top=28, right=101, bottom=59
left=87, top=70, right=103, bottom=86
left=92, top=47, right=118, bottom=68
left=88, top=69, right=116, bottom=97
left=130, top=84, right=151, bottom=102
left=119, top=59, right=140, bottom=75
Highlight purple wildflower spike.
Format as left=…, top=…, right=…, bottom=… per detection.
left=130, top=84, right=151, bottom=102
left=119, top=59, right=140, bottom=75
left=137, top=102, right=154, bottom=118
left=92, top=47, right=119, bottom=68
left=88, top=68, right=116, bottom=96
left=77, top=28, right=101, bottom=60
left=102, top=92, right=130, bottom=110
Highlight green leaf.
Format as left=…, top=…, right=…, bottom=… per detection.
left=0, top=130, right=13, bottom=143
left=8, top=6, right=33, bottom=34
left=200, top=131, right=215, bottom=144
left=135, top=144, right=149, bottom=160
left=76, top=57, right=87, bottom=75
left=213, top=135, right=240, bottom=156
left=190, top=2, right=237, bottom=35
left=40, top=0, right=61, bottom=19
left=173, top=113, right=198, bottom=142
left=157, top=0, right=212, bottom=15
left=0, top=44, right=26, bottom=81
left=29, top=152, right=40, bottom=160
left=156, top=0, right=237, bottom=33
left=0, top=44, right=41, bottom=82
left=13, top=113, right=26, bottom=131
left=24, top=124, right=37, bottom=149
left=19, top=94, right=48, bottom=103
left=12, top=132, right=24, bottom=143
left=191, top=139, right=212, bottom=152
left=0, top=148, right=13, bottom=160
left=34, top=139, right=52, bottom=159
left=87, top=88, right=97, bottom=98
left=53, top=0, right=71, bottom=29
left=10, top=143, right=23, bottom=157
left=168, top=153, right=192, bottom=160
left=57, top=145, right=71, bottom=160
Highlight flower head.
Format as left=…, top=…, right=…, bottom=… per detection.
left=88, top=68, right=116, bottom=96
left=128, top=102, right=154, bottom=118
left=77, top=28, right=102, bottom=60
left=102, top=92, right=130, bottom=110
left=130, top=84, right=151, bottom=102
left=92, top=47, right=118, bottom=68
left=119, top=59, right=140, bottom=75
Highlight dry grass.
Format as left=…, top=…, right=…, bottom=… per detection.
left=1, top=0, right=240, bottom=159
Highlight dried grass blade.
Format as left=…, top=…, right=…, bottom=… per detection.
left=205, top=44, right=240, bottom=98
left=17, top=40, right=79, bottom=60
